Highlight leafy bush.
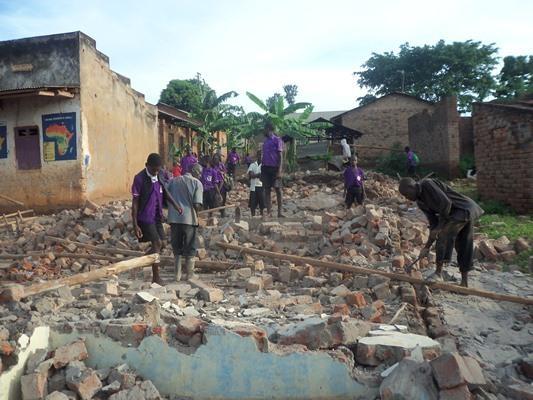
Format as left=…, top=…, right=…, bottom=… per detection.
left=459, top=154, right=475, bottom=177
left=375, top=144, right=406, bottom=176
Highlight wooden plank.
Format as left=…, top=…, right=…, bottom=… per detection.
left=217, top=242, right=533, bottom=306
left=0, top=194, right=24, bottom=206
left=44, top=236, right=237, bottom=270
left=37, top=90, right=55, bottom=97
left=198, top=204, right=238, bottom=215
left=55, top=90, right=74, bottom=98
left=0, top=254, right=159, bottom=302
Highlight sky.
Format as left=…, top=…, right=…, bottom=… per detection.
left=0, top=0, right=532, bottom=112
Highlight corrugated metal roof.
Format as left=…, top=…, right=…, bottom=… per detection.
left=289, top=110, right=346, bottom=122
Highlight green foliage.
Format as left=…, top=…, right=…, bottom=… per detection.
left=159, top=73, right=213, bottom=115
left=375, top=144, right=407, bottom=176
left=245, top=91, right=327, bottom=172
left=356, top=94, right=377, bottom=106
left=283, top=84, right=298, bottom=105
left=355, top=40, right=499, bottom=112
left=458, top=154, right=475, bottom=177
left=478, top=214, right=532, bottom=241
left=495, top=55, right=533, bottom=100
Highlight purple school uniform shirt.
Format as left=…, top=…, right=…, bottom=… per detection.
left=201, top=167, right=219, bottom=190
left=181, top=155, right=198, bottom=174
left=131, top=172, right=163, bottom=224
left=228, top=151, right=240, bottom=165
left=262, top=134, right=283, bottom=167
left=344, top=166, right=365, bottom=189
left=407, top=151, right=416, bottom=166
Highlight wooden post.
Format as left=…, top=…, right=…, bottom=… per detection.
left=0, top=254, right=158, bottom=302
left=216, top=242, right=533, bottom=306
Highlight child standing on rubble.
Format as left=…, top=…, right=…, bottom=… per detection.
left=248, top=150, right=266, bottom=217
left=131, top=153, right=182, bottom=284
left=343, top=156, right=366, bottom=208
left=201, top=156, right=222, bottom=211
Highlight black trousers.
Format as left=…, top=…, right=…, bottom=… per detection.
left=435, top=219, right=474, bottom=273
left=345, top=186, right=364, bottom=208
left=170, top=224, right=197, bottom=257
left=249, top=187, right=266, bottom=214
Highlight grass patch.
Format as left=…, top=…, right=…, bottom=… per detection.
left=477, top=214, right=533, bottom=241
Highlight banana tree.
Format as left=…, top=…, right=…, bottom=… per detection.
left=245, top=92, right=328, bottom=172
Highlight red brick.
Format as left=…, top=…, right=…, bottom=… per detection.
left=21, top=373, right=48, bottom=400
left=346, top=292, right=367, bottom=307
left=439, top=384, right=472, bottom=400
left=53, top=340, right=88, bottom=369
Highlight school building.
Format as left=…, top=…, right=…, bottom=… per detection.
left=0, top=31, right=224, bottom=212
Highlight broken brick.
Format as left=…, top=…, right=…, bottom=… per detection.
left=53, top=340, right=88, bottom=369
left=21, top=372, right=48, bottom=400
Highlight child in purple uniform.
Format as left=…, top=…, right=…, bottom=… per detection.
left=131, top=153, right=182, bottom=284
left=201, top=156, right=222, bottom=210
left=227, top=148, right=240, bottom=177
left=343, top=156, right=366, bottom=208
left=181, top=148, right=198, bottom=174
left=261, top=121, right=284, bottom=217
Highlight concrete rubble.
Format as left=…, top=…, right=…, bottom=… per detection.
left=0, top=169, right=531, bottom=399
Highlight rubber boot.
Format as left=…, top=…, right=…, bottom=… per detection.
left=152, top=264, right=163, bottom=285
left=185, top=257, right=198, bottom=281
left=174, top=256, right=182, bottom=282
left=460, top=271, right=468, bottom=288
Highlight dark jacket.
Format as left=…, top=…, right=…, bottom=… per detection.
left=416, top=179, right=484, bottom=229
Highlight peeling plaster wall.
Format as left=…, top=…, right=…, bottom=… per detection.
left=79, top=37, right=158, bottom=202
left=1, top=325, right=373, bottom=400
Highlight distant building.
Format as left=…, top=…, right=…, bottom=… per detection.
left=0, top=31, right=158, bottom=211
left=332, top=93, right=433, bottom=164
left=473, top=98, right=533, bottom=213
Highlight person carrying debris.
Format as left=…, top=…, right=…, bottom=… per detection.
left=226, top=147, right=240, bottom=177
left=343, top=156, right=366, bottom=208
left=166, top=163, right=204, bottom=281
left=404, top=146, right=419, bottom=176
left=398, top=177, right=484, bottom=287
left=131, top=153, right=182, bottom=284
left=261, top=121, right=284, bottom=218
left=248, top=149, right=266, bottom=217
left=181, top=147, right=198, bottom=174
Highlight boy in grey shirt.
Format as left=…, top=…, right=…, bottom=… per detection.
left=166, top=164, right=204, bottom=281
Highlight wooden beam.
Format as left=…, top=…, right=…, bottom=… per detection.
left=37, top=90, right=55, bottom=97
left=217, top=242, right=533, bottom=306
left=198, top=204, right=238, bottom=215
left=55, top=90, right=75, bottom=98
left=44, top=236, right=238, bottom=270
left=0, top=194, right=25, bottom=207
left=0, top=254, right=158, bottom=302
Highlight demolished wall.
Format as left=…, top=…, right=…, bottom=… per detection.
left=473, top=102, right=533, bottom=213
left=408, top=96, right=460, bottom=178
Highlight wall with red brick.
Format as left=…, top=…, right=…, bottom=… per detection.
left=332, top=93, right=433, bottom=165
left=459, top=117, right=474, bottom=158
left=473, top=103, right=533, bottom=213
left=408, top=97, right=460, bottom=178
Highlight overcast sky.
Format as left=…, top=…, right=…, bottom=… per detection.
left=1, top=0, right=531, bottom=112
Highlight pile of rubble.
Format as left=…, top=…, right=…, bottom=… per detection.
left=0, top=169, right=532, bottom=399
left=20, top=339, right=163, bottom=400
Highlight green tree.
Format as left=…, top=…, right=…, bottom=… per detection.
left=356, top=94, right=377, bottom=106
left=159, top=73, right=213, bottom=115
left=283, top=84, right=299, bottom=105
left=355, top=40, right=499, bottom=112
left=495, top=55, right=533, bottom=100
left=246, top=92, right=327, bottom=172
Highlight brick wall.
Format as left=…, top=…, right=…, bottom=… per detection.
left=473, top=103, right=533, bottom=213
left=408, top=97, right=460, bottom=178
left=459, top=117, right=474, bottom=157
left=333, top=94, right=433, bottom=165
